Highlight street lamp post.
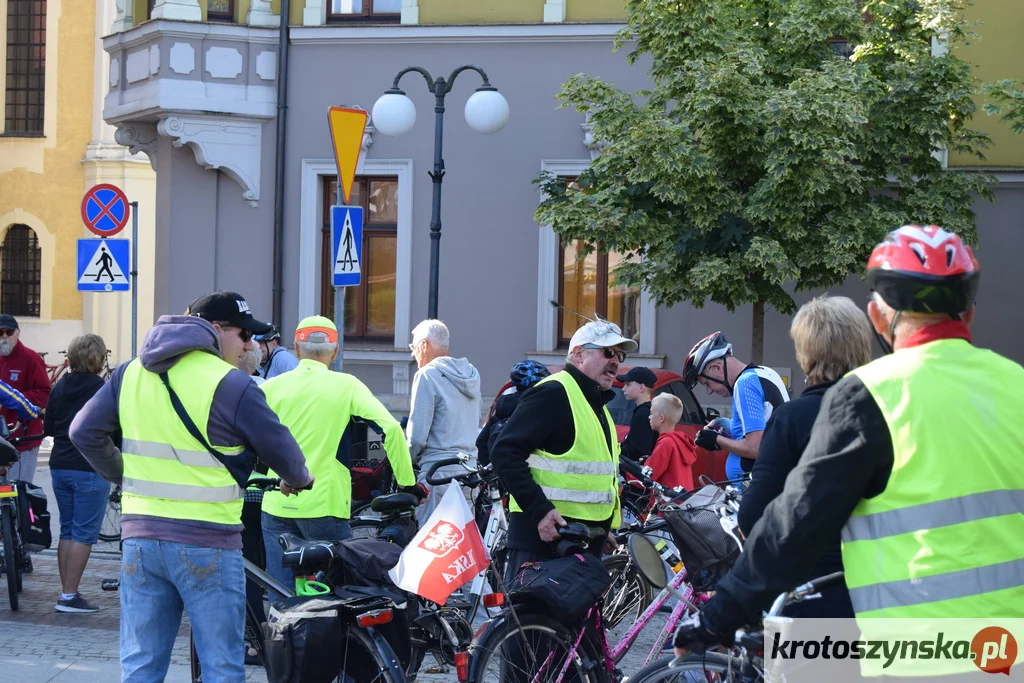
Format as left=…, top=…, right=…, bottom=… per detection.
left=372, top=65, right=509, bottom=319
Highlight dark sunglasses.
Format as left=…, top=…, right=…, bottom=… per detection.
left=584, top=344, right=627, bottom=363
left=0, top=329, right=15, bottom=337
left=218, top=325, right=253, bottom=342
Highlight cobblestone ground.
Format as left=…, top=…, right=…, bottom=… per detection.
left=0, top=461, right=668, bottom=681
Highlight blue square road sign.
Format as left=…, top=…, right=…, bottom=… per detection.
left=331, top=206, right=363, bottom=288
left=77, top=239, right=131, bottom=292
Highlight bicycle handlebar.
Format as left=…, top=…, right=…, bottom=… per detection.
left=424, top=455, right=476, bottom=486
left=246, top=477, right=313, bottom=492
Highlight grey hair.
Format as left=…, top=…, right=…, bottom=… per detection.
left=411, top=319, right=450, bottom=350
left=296, top=339, right=337, bottom=359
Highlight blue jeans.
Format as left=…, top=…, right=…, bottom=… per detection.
left=261, top=512, right=351, bottom=601
left=120, top=538, right=245, bottom=683
left=51, top=469, right=110, bottom=544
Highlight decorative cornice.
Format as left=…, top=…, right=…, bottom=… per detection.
left=290, top=22, right=623, bottom=45
left=156, top=115, right=263, bottom=207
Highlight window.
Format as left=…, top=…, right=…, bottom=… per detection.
left=321, top=177, right=398, bottom=342
left=558, top=239, right=641, bottom=347
left=0, top=225, right=41, bottom=317
left=207, top=0, right=234, bottom=22
left=4, top=0, right=46, bottom=136
left=327, top=0, right=401, bottom=21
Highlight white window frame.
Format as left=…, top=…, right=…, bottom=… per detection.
left=536, top=159, right=657, bottom=356
left=298, top=157, right=413, bottom=351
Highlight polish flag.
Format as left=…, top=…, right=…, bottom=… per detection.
left=389, top=484, right=490, bottom=605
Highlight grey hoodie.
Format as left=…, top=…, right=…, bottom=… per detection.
left=70, top=315, right=312, bottom=549
left=406, top=356, right=481, bottom=466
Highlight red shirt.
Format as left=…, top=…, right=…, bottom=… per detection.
left=646, top=431, right=698, bottom=491
left=0, top=340, right=50, bottom=450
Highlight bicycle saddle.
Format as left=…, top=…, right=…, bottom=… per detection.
left=277, top=532, right=309, bottom=553
left=370, top=492, right=418, bottom=513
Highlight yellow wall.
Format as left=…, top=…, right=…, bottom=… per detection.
left=419, top=0, right=545, bottom=24
left=0, top=0, right=93, bottom=323
left=951, top=1, right=1024, bottom=168
left=566, top=0, right=626, bottom=22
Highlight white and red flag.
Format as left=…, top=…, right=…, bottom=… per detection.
left=388, top=485, right=490, bottom=605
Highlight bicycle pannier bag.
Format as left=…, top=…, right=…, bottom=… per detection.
left=263, top=595, right=348, bottom=683
left=662, top=484, right=741, bottom=591
left=508, top=553, right=612, bottom=624
left=17, top=481, right=51, bottom=552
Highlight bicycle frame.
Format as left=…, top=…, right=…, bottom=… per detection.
left=608, top=564, right=702, bottom=666
left=462, top=481, right=508, bottom=622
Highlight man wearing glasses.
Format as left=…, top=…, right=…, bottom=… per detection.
left=0, top=314, right=51, bottom=485
left=490, top=319, right=637, bottom=581
left=70, top=290, right=312, bottom=682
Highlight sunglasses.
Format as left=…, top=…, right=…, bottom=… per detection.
left=218, top=325, right=253, bottom=342
left=0, top=329, right=15, bottom=337
left=584, top=344, right=627, bottom=363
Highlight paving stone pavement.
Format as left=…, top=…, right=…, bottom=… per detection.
left=0, top=459, right=668, bottom=681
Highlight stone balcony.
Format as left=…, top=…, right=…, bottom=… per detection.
left=104, top=20, right=278, bottom=206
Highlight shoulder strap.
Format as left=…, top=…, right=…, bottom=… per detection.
left=159, top=371, right=231, bottom=461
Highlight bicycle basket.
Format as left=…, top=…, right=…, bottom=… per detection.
left=662, top=484, right=740, bottom=591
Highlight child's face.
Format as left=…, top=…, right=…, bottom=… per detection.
left=649, top=408, right=666, bottom=431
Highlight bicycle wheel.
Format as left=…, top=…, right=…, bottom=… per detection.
left=468, top=611, right=606, bottom=683
left=98, top=486, right=122, bottom=543
left=2, top=506, right=20, bottom=611
left=349, top=517, right=386, bottom=540
left=335, top=625, right=404, bottom=683
left=603, top=553, right=654, bottom=661
left=627, top=653, right=737, bottom=683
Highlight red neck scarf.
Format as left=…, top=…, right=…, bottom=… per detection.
left=898, top=320, right=972, bottom=350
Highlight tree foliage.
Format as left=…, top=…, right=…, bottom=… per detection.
left=537, top=0, right=992, bottom=358
left=984, top=80, right=1024, bottom=135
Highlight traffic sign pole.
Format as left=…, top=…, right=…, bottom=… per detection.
left=130, top=201, right=139, bottom=359
left=334, top=183, right=343, bottom=372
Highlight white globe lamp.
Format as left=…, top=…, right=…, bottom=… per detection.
left=464, top=87, right=510, bottom=135
left=371, top=91, right=417, bottom=137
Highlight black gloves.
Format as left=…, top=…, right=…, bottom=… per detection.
left=400, top=483, right=430, bottom=502
left=673, top=610, right=731, bottom=652
left=695, top=429, right=722, bottom=451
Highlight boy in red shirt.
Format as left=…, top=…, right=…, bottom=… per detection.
left=646, top=393, right=697, bottom=491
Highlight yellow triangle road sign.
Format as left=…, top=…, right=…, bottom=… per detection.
left=328, top=107, right=369, bottom=205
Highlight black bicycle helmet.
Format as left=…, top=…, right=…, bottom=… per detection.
left=256, top=326, right=281, bottom=343
left=510, top=360, right=550, bottom=391
left=682, top=332, right=733, bottom=389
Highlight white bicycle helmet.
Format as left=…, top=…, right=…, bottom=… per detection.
left=682, top=331, right=733, bottom=389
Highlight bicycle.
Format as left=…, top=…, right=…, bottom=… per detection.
left=189, top=478, right=406, bottom=683
left=43, top=350, right=70, bottom=387
left=0, top=428, right=44, bottom=610
left=624, top=568, right=847, bottom=683
left=97, top=484, right=122, bottom=543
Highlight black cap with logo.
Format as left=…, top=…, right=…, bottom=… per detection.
left=186, top=291, right=273, bottom=335
left=615, top=366, right=658, bottom=389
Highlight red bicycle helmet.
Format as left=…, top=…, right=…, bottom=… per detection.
left=866, top=225, right=980, bottom=315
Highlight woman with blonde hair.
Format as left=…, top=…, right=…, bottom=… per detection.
left=44, top=334, right=117, bottom=613
left=737, top=295, right=872, bottom=617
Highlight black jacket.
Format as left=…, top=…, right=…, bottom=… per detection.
left=45, top=372, right=121, bottom=472
left=702, top=374, right=893, bottom=633
left=620, top=401, right=655, bottom=462
left=490, top=364, right=616, bottom=555
left=475, top=390, right=521, bottom=467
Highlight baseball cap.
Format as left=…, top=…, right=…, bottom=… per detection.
left=616, top=366, right=657, bottom=388
left=0, top=314, right=18, bottom=331
left=186, top=291, right=272, bottom=335
left=568, top=319, right=639, bottom=354
left=295, top=315, right=338, bottom=343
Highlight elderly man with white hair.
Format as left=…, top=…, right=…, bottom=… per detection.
left=260, top=316, right=418, bottom=594
left=406, top=318, right=482, bottom=524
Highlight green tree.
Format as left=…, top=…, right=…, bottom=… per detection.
left=984, top=80, right=1024, bottom=134
left=537, top=0, right=991, bottom=363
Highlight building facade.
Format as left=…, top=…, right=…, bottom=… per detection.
left=101, top=0, right=1023, bottom=412
left=0, top=0, right=156, bottom=363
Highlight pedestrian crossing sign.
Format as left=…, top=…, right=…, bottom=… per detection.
left=331, top=205, right=363, bottom=287
left=77, top=238, right=131, bottom=292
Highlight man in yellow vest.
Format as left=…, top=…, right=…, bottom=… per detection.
left=260, top=316, right=420, bottom=594
left=673, top=226, right=1024, bottom=662
left=491, top=318, right=637, bottom=581
left=70, top=290, right=313, bottom=682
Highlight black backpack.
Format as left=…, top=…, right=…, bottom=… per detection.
left=17, top=481, right=51, bottom=552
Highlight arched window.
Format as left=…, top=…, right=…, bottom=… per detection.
left=0, top=225, right=41, bottom=317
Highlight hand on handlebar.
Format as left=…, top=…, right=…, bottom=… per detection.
left=538, top=508, right=567, bottom=543
left=280, top=475, right=314, bottom=497
left=604, top=531, right=619, bottom=554
left=673, top=611, right=728, bottom=658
